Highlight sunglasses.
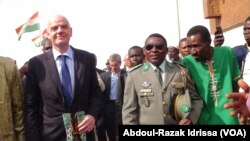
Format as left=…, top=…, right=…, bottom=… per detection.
left=244, top=27, right=250, bottom=31
left=145, top=44, right=164, bottom=51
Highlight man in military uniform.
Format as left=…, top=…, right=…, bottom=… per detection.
left=0, top=56, right=24, bottom=141
left=122, top=33, right=203, bottom=125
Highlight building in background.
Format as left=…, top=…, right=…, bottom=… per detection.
left=203, top=0, right=249, bottom=46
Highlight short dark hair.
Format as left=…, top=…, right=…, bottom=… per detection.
left=179, top=37, right=187, bottom=43
left=187, top=25, right=211, bottom=43
left=105, top=59, right=109, bottom=65
left=42, top=38, right=52, bottom=47
left=145, top=33, right=167, bottom=47
left=128, top=46, right=143, bottom=55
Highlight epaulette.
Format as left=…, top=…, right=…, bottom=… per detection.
left=128, top=64, right=143, bottom=72
left=172, top=61, right=192, bottom=84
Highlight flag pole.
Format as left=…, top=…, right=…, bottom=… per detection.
left=176, top=0, right=181, bottom=41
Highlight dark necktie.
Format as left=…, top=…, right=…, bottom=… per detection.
left=60, top=55, right=72, bottom=109
left=155, top=66, right=163, bottom=86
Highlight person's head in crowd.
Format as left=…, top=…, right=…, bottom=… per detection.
left=243, top=16, right=250, bottom=46
left=186, top=25, right=212, bottom=62
left=123, top=53, right=132, bottom=69
left=168, top=46, right=180, bottom=62
left=93, top=53, right=98, bottom=67
left=128, top=46, right=144, bottom=67
left=42, top=38, right=52, bottom=53
left=104, top=59, right=111, bottom=72
left=178, top=38, right=190, bottom=57
left=143, top=33, right=168, bottom=66
left=232, top=16, right=250, bottom=73
left=109, top=53, right=122, bottom=74
left=47, top=14, right=72, bottom=53
left=93, top=53, right=105, bottom=74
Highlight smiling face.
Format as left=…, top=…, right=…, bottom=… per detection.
left=47, top=15, right=72, bottom=51
left=144, top=36, right=167, bottom=66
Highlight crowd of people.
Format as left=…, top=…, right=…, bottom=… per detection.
left=1, top=14, right=250, bottom=141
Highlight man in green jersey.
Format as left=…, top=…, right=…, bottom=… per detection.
left=182, top=25, right=241, bottom=124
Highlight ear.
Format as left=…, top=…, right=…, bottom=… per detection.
left=69, top=27, right=72, bottom=37
left=164, top=47, right=168, bottom=56
left=205, top=41, right=211, bottom=47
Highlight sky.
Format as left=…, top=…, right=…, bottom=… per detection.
left=0, top=0, right=245, bottom=69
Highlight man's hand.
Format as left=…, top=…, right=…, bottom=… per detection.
left=179, top=118, right=192, bottom=125
left=213, top=33, right=224, bottom=47
left=224, top=93, right=250, bottom=124
left=76, top=115, right=95, bottom=133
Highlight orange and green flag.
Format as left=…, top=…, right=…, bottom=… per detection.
left=32, top=29, right=47, bottom=47
left=15, top=11, right=40, bottom=41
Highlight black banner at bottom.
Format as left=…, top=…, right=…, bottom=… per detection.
left=119, top=125, right=250, bottom=140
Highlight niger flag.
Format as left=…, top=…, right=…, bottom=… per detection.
left=32, top=29, right=47, bottom=47
left=16, top=11, right=40, bottom=41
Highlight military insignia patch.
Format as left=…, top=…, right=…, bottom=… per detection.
left=143, top=63, right=150, bottom=71
left=181, top=104, right=190, bottom=113
left=141, top=81, right=151, bottom=88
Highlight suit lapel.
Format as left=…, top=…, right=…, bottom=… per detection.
left=47, top=52, right=61, bottom=91
left=73, top=49, right=85, bottom=101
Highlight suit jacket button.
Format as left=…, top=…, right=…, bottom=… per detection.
left=163, top=114, right=166, bottom=117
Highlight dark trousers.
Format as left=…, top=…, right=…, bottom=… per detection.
left=96, top=101, right=121, bottom=141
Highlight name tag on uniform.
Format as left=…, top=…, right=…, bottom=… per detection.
left=139, top=89, right=154, bottom=97
left=140, top=89, right=152, bottom=93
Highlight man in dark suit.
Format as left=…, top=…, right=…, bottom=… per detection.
left=24, top=15, right=101, bottom=141
left=96, top=53, right=126, bottom=141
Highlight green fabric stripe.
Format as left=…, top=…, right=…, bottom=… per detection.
left=18, top=23, right=40, bottom=40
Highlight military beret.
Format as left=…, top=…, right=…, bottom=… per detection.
left=171, top=90, right=191, bottom=121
